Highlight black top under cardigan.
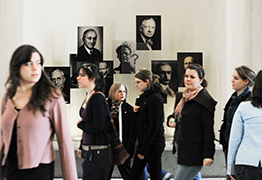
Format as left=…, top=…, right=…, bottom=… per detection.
left=77, top=93, right=111, bottom=146
left=167, top=88, right=217, bottom=166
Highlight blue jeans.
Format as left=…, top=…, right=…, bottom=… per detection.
left=235, top=165, right=262, bottom=180
left=174, top=164, right=202, bottom=180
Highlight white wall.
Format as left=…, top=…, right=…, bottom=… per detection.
left=1, top=0, right=262, bottom=142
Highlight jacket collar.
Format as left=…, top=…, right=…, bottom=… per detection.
left=193, top=88, right=217, bottom=112
left=176, top=88, right=217, bottom=112
left=224, top=88, right=251, bottom=109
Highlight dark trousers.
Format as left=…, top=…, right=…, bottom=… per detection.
left=5, top=161, right=54, bottom=180
left=235, top=165, right=262, bottom=180
left=130, top=145, right=164, bottom=180
left=108, top=157, right=146, bottom=180
left=82, top=147, right=112, bottom=180
left=108, top=157, right=132, bottom=180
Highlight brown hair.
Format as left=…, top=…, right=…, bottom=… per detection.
left=78, top=63, right=105, bottom=93
left=135, top=68, right=158, bottom=90
left=251, top=70, right=261, bottom=108
left=5, top=44, right=59, bottom=116
left=186, top=64, right=208, bottom=87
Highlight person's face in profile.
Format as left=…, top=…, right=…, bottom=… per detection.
left=158, top=64, right=172, bottom=85
left=183, top=56, right=195, bottom=70
left=51, top=70, right=66, bottom=91
left=135, top=78, right=149, bottom=92
left=118, top=47, right=131, bottom=63
left=139, top=18, right=156, bottom=39
left=98, top=62, right=109, bottom=77
left=83, top=31, right=97, bottom=49
left=231, top=70, right=249, bottom=92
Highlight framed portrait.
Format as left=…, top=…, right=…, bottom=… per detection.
left=152, top=60, right=178, bottom=103
left=76, top=26, right=103, bottom=66
left=136, top=15, right=161, bottom=51
left=177, top=52, right=203, bottom=87
left=44, top=66, right=71, bottom=104
left=98, top=61, right=114, bottom=97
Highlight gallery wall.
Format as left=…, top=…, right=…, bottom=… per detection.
left=1, top=0, right=262, bottom=142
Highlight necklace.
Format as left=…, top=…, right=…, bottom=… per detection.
left=82, top=90, right=95, bottom=108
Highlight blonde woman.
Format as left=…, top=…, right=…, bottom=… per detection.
left=107, top=83, right=137, bottom=180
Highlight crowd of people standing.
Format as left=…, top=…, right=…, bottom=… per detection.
left=1, top=44, right=262, bottom=180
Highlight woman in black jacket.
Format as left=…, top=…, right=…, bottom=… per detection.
left=107, top=83, right=137, bottom=180
left=130, top=68, right=165, bottom=180
left=167, top=64, right=217, bottom=180
left=219, top=65, right=255, bottom=180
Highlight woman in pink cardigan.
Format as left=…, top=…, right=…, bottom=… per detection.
left=0, top=45, right=77, bottom=180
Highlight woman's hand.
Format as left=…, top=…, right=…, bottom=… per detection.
left=168, top=118, right=176, bottom=128
left=77, top=119, right=83, bottom=125
left=138, top=153, right=144, bottom=159
left=133, top=106, right=140, bottom=112
left=77, top=150, right=83, bottom=159
left=203, top=158, right=213, bottom=166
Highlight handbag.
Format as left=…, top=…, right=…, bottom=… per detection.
left=109, top=116, right=129, bottom=165
left=97, top=92, right=129, bottom=165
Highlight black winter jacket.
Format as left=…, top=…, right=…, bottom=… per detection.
left=167, top=88, right=217, bottom=166
left=135, top=88, right=165, bottom=156
left=219, top=89, right=251, bottom=151
left=107, top=98, right=137, bottom=157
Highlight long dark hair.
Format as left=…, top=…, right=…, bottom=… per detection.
left=251, top=70, right=262, bottom=108
left=5, top=45, right=59, bottom=115
left=186, top=64, right=208, bottom=87
left=78, top=63, right=105, bottom=92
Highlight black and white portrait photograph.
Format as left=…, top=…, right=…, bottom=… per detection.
left=76, top=26, right=103, bottom=66
left=98, top=61, right=114, bottom=97
left=177, top=52, right=203, bottom=87
left=136, top=15, right=161, bottom=50
left=152, top=60, right=178, bottom=103
left=44, top=66, right=71, bottom=104
left=114, top=41, right=139, bottom=74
